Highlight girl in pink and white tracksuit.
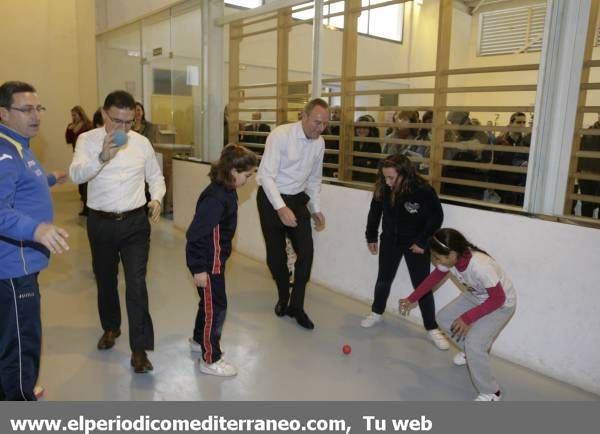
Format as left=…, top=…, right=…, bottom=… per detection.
left=400, top=228, right=516, bottom=401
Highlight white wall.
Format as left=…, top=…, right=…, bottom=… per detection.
left=0, top=0, right=97, bottom=191
left=173, top=159, right=600, bottom=395
left=96, top=0, right=178, bottom=32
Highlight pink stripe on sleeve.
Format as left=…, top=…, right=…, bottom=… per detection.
left=407, top=268, right=448, bottom=303
left=460, top=282, right=506, bottom=325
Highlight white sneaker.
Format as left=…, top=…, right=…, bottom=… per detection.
left=360, top=312, right=383, bottom=328
left=474, top=391, right=501, bottom=401
left=453, top=351, right=467, bottom=366
left=199, top=358, right=237, bottom=377
left=427, top=329, right=450, bottom=350
left=189, top=337, right=202, bottom=352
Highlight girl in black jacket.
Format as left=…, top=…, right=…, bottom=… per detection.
left=361, top=154, right=449, bottom=350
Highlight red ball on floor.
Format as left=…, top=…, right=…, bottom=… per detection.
left=342, top=344, right=351, bottom=355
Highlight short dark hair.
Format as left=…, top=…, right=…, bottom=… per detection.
left=447, top=111, right=470, bottom=125
left=209, top=144, right=258, bottom=189
left=92, top=108, right=104, bottom=128
left=0, top=81, right=36, bottom=108
left=510, top=112, right=526, bottom=124
left=355, top=114, right=379, bottom=138
left=103, top=90, right=135, bottom=111
left=303, top=98, right=329, bottom=117
left=421, top=110, right=433, bottom=123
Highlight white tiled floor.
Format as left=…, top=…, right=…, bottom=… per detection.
left=37, top=191, right=598, bottom=401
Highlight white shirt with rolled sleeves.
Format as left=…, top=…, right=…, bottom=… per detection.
left=69, top=127, right=166, bottom=213
left=256, top=121, right=324, bottom=214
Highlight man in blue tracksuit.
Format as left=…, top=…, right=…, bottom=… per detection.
left=0, top=81, right=70, bottom=400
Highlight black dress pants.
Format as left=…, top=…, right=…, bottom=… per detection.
left=371, top=236, right=438, bottom=330
left=257, top=187, right=314, bottom=312
left=87, top=209, right=154, bottom=351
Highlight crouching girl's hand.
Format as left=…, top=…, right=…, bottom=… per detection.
left=398, top=298, right=413, bottom=316
left=450, top=317, right=471, bottom=341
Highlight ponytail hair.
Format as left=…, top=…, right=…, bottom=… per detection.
left=428, top=228, right=488, bottom=257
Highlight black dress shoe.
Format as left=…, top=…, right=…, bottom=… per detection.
left=274, top=300, right=288, bottom=317
left=131, top=351, right=153, bottom=373
left=97, top=329, right=121, bottom=350
left=294, top=311, right=315, bottom=330
left=286, top=306, right=298, bottom=318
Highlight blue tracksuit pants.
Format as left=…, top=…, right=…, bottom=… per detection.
left=0, top=273, right=41, bottom=401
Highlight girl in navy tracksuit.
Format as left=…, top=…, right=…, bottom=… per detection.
left=185, top=144, right=257, bottom=377
left=362, top=154, right=448, bottom=350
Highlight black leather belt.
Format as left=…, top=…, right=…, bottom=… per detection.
left=89, top=206, right=145, bottom=221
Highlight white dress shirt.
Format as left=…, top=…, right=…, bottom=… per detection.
left=69, top=127, right=166, bottom=213
left=256, top=121, right=324, bottom=213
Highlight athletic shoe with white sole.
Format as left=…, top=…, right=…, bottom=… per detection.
left=189, top=337, right=202, bottom=352
left=474, top=391, right=501, bottom=401
left=427, top=329, right=450, bottom=350
left=453, top=351, right=467, bottom=366
left=199, top=358, right=237, bottom=377
left=360, top=312, right=383, bottom=328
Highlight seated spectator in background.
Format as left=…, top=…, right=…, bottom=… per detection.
left=492, top=112, right=529, bottom=205
left=384, top=111, right=398, bottom=136
left=576, top=116, right=600, bottom=218
left=469, top=117, right=491, bottom=148
left=132, top=102, right=158, bottom=145
left=241, top=112, right=271, bottom=154
left=413, top=110, right=433, bottom=174
left=443, top=111, right=488, bottom=159
left=383, top=110, right=419, bottom=155
left=522, top=112, right=534, bottom=147
left=352, top=114, right=381, bottom=183
left=323, top=106, right=341, bottom=178
left=416, top=110, right=433, bottom=141
left=441, top=111, right=489, bottom=200
left=485, top=120, right=497, bottom=145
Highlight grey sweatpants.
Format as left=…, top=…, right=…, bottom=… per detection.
left=437, top=292, right=516, bottom=394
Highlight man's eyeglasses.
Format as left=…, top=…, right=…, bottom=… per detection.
left=107, top=115, right=134, bottom=127
left=9, top=105, right=47, bottom=115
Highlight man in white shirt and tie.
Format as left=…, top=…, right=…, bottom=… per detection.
left=69, top=91, right=165, bottom=373
left=256, top=98, right=328, bottom=330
